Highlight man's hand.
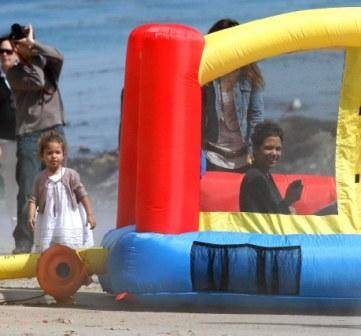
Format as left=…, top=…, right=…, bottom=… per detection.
left=13, top=24, right=35, bottom=61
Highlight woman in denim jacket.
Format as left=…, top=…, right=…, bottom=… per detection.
left=202, top=19, right=264, bottom=172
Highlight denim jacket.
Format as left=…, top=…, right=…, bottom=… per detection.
left=202, top=73, right=264, bottom=154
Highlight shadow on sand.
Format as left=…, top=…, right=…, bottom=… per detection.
left=2, top=287, right=361, bottom=317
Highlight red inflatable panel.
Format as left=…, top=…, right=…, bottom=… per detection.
left=200, top=172, right=336, bottom=215
left=136, top=25, right=204, bottom=233
left=117, top=25, right=153, bottom=228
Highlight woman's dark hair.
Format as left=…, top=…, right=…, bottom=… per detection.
left=208, top=18, right=239, bottom=34
left=207, top=18, right=264, bottom=88
left=251, top=121, right=284, bottom=150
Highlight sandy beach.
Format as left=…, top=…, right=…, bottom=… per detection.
left=1, top=278, right=361, bottom=336
left=0, top=115, right=347, bottom=336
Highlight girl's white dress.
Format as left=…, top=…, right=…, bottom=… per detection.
left=34, top=168, right=94, bottom=252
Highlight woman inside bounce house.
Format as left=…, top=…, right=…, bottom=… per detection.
left=240, top=121, right=303, bottom=214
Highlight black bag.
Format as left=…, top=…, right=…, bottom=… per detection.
left=0, top=75, right=16, bottom=140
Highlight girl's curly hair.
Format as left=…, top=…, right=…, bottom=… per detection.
left=37, top=130, right=67, bottom=160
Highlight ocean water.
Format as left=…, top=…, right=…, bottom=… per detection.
left=1, top=0, right=361, bottom=155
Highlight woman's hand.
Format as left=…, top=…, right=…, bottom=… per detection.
left=245, top=153, right=253, bottom=165
left=288, top=206, right=297, bottom=215
left=284, top=179, right=303, bottom=206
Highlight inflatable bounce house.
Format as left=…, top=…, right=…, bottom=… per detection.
left=100, top=7, right=361, bottom=309
left=2, top=8, right=361, bottom=310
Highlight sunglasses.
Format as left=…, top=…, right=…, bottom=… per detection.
left=0, top=49, right=14, bottom=55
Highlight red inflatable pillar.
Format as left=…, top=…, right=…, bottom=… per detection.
left=136, top=25, right=204, bottom=233
left=117, top=25, right=152, bottom=228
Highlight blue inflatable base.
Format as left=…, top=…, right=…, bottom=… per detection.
left=100, top=226, right=361, bottom=309
left=124, top=293, right=361, bottom=313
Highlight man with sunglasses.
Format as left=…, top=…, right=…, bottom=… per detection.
left=0, top=39, right=17, bottom=70
left=5, top=24, right=66, bottom=254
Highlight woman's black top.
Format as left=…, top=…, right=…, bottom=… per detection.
left=239, top=166, right=290, bottom=214
left=0, top=74, right=16, bottom=140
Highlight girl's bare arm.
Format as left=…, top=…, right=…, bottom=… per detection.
left=80, top=195, right=96, bottom=229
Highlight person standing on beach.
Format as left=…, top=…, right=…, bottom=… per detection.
left=0, top=38, right=16, bottom=141
left=5, top=23, right=66, bottom=254
left=0, top=38, right=18, bottom=228
left=28, top=130, right=95, bottom=252
left=202, top=19, right=264, bottom=172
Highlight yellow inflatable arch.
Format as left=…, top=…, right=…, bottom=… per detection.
left=199, top=7, right=361, bottom=234
left=199, top=7, right=361, bottom=84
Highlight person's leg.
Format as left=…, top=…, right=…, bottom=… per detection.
left=13, top=133, right=41, bottom=254
left=1, top=141, right=17, bottom=225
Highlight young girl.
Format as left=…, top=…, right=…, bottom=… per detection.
left=28, top=130, right=95, bottom=252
